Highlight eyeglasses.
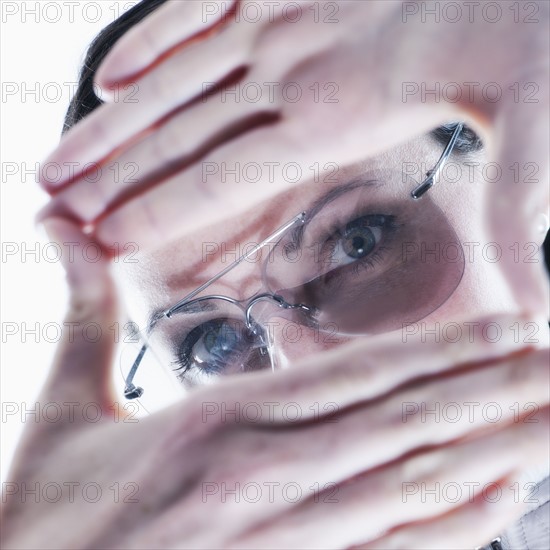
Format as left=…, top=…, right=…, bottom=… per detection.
left=121, top=123, right=465, bottom=403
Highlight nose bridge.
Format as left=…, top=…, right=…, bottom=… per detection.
left=269, top=318, right=314, bottom=369
left=263, top=312, right=351, bottom=370
left=243, top=294, right=346, bottom=370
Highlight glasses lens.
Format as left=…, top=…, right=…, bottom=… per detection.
left=120, top=297, right=273, bottom=408
left=262, top=170, right=465, bottom=335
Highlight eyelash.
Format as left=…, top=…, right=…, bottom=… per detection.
left=349, top=245, right=391, bottom=276
left=171, top=323, right=205, bottom=380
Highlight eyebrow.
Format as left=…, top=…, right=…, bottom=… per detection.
left=290, top=177, right=381, bottom=247
left=147, top=300, right=219, bottom=333
left=145, top=176, right=381, bottom=332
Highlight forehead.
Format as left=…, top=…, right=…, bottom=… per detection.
left=112, top=132, right=480, bottom=327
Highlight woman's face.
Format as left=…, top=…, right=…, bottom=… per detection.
left=114, top=131, right=520, bottom=390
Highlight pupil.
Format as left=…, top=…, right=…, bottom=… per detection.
left=204, top=324, right=238, bottom=353
left=344, top=228, right=375, bottom=259
left=352, top=236, right=364, bottom=253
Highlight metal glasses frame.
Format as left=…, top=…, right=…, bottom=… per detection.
left=123, top=122, right=465, bottom=399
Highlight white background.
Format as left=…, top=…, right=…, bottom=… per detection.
left=1, top=0, right=138, bottom=483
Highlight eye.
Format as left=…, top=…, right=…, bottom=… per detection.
left=324, top=214, right=390, bottom=268
left=174, top=318, right=270, bottom=378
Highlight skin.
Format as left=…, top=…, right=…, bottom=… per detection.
left=112, top=135, right=525, bottom=391
left=37, top=0, right=549, bottom=310
left=2, top=1, right=549, bottom=548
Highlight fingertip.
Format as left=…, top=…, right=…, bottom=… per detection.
left=41, top=218, right=111, bottom=299
left=93, top=64, right=130, bottom=99
left=94, top=34, right=149, bottom=91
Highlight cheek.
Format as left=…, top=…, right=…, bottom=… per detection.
left=418, top=256, right=549, bottom=348
left=428, top=258, right=519, bottom=322
left=420, top=149, right=521, bottom=320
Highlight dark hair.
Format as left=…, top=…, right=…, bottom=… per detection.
left=63, top=0, right=549, bottom=273
left=63, top=0, right=170, bottom=134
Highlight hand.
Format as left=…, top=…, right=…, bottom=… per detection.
left=38, top=1, right=549, bottom=316
left=2, top=218, right=548, bottom=549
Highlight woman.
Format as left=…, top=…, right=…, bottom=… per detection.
left=2, top=1, right=549, bottom=548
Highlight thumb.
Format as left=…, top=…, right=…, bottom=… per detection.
left=486, top=91, right=550, bottom=319
left=39, top=218, right=119, bottom=416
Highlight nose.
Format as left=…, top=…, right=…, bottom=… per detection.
left=265, top=314, right=352, bottom=370
left=244, top=293, right=353, bottom=370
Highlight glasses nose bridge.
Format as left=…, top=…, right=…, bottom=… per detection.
left=243, top=293, right=288, bottom=329
left=243, top=292, right=318, bottom=332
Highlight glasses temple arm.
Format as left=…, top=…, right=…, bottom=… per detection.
left=411, top=122, right=464, bottom=199
left=124, top=344, right=147, bottom=399
left=165, top=212, right=306, bottom=317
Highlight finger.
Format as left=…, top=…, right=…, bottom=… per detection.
left=488, top=60, right=550, bottom=317
left=92, top=122, right=305, bottom=248
left=94, top=0, right=319, bottom=89
left=356, top=474, right=526, bottom=550
left=236, top=408, right=549, bottom=549
left=39, top=90, right=277, bottom=223
left=89, top=67, right=459, bottom=250
left=39, top=22, right=255, bottom=192
left=190, top=312, right=546, bottom=425
left=261, top=346, right=549, bottom=486
left=93, top=91, right=424, bottom=250
left=138, top=332, right=540, bottom=547
left=185, top=348, right=548, bottom=538
left=148, top=345, right=547, bottom=546
left=38, top=218, right=118, bottom=417
left=366, top=0, right=550, bottom=316
left=96, top=0, right=237, bottom=88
